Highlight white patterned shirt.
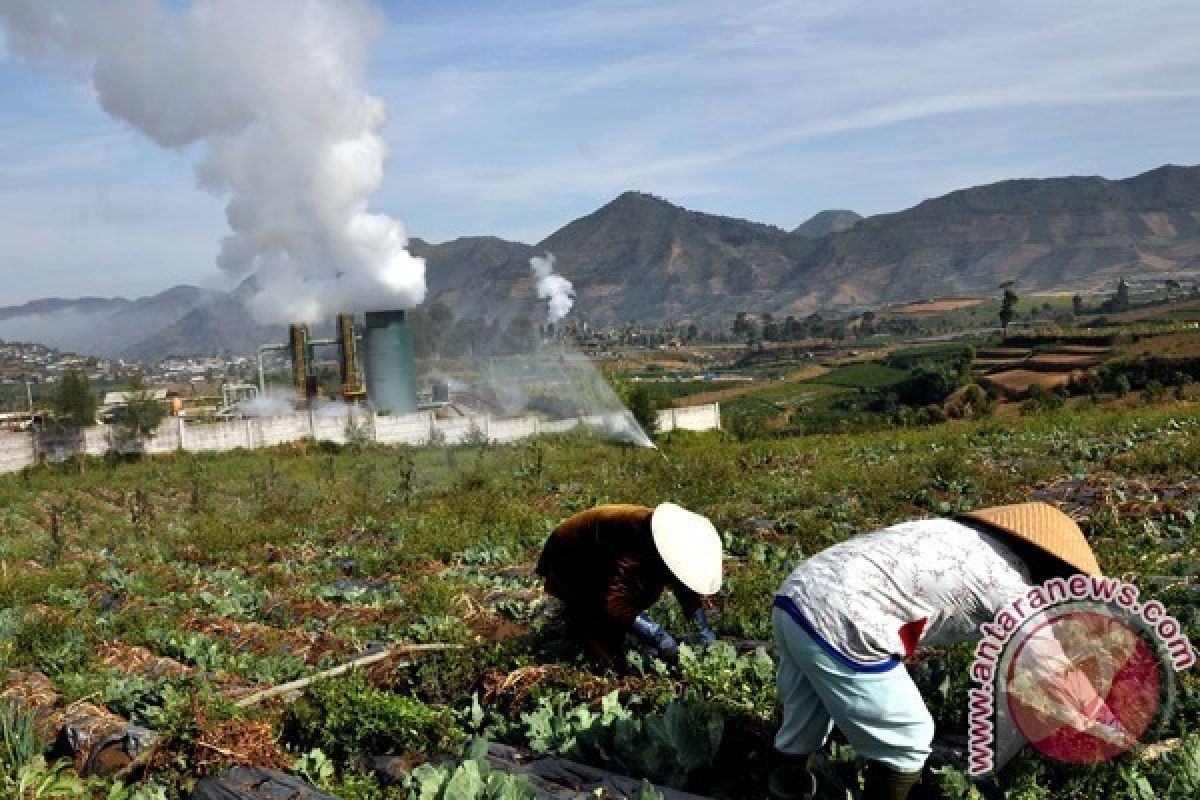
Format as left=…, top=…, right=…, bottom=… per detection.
left=775, top=518, right=1032, bottom=668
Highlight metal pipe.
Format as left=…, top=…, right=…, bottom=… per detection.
left=256, top=344, right=290, bottom=394
left=288, top=324, right=309, bottom=397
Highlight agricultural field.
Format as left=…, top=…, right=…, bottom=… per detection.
left=806, top=363, right=909, bottom=390
left=0, top=398, right=1197, bottom=799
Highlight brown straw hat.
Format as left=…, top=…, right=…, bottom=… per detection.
left=955, top=502, right=1102, bottom=576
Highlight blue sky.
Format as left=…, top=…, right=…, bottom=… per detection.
left=2, top=0, right=1199, bottom=303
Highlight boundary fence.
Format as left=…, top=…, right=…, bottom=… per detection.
left=0, top=403, right=721, bottom=475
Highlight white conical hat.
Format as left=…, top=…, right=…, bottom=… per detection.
left=650, top=502, right=723, bottom=595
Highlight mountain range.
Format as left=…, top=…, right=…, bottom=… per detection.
left=2, top=165, right=1198, bottom=360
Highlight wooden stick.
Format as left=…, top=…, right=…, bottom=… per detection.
left=197, top=740, right=239, bottom=758
left=233, top=642, right=463, bottom=708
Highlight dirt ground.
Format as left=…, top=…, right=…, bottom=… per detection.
left=887, top=297, right=987, bottom=315
left=980, top=369, right=1075, bottom=395
left=1119, top=330, right=1200, bottom=359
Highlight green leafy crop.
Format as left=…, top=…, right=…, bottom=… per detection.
left=284, top=672, right=463, bottom=766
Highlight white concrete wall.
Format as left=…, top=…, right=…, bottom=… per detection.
left=375, top=412, right=436, bottom=446
left=0, top=432, right=34, bottom=473
left=657, top=403, right=722, bottom=432
left=0, top=403, right=720, bottom=476
left=488, top=416, right=540, bottom=443
left=184, top=420, right=241, bottom=452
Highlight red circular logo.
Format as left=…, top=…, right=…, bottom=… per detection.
left=1005, top=609, right=1162, bottom=764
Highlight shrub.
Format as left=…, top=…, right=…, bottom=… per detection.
left=915, top=404, right=948, bottom=425
left=283, top=672, right=462, bottom=765
left=624, top=384, right=660, bottom=437
left=1020, top=385, right=1066, bottom=415
left=945, top=384, right=994, bottom=420
left=894, top=364, right=961, bottom=407
left=1066, top=370, right=1102, bottom=397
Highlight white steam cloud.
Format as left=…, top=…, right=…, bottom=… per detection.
left=0, top=0, right=425, bottom=323
left=529, top=252, right=575, bottom=323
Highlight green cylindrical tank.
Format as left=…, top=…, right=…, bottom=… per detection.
left=363, top=310, right=418, bottom=414
left=431, top=380, right=450, bottom=404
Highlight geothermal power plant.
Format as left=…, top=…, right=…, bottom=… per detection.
left=263, top=310, right=418, bottom=414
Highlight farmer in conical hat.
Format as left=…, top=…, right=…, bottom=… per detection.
left=536, top=503, right=723, bottom=664
left=770, top=502, right=1125, bottom=800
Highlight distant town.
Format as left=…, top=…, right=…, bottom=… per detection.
left=0, top=340, right=260, bottom=416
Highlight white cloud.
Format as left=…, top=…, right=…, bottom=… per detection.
left=2, top=0, right=1200, bottom=295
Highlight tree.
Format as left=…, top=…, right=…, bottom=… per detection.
left=110, top=373, right=166, bottom=451
left=1072, top=294, right=1086, bottom=316
left=52, top=369, right=96, bottom=429
left=732, top=311, right=757, bottom=342
left=51, top=369, right=96, bottom=473
left=954, top=345, right=977, bottom=382
left=624, top=384, right=660, bottom=437
left=1116, top=277, right=1131, bottom=311
left=1165, top=279, right=1181, bottom=301
left=895, top=363, right=961, bottom=407
left=999, top=288, right=1019, bottom=332
left=783, top=315, right=799, bottom=339
left=858, top=310, right=876, bottom=338
left=761, top=312, right=779, bottom=342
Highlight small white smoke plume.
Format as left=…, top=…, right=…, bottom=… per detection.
left=0, top=0, right=425, bottom=323
left=529, top=252, right=575, bottom=323
left=234, top=392, right=294, bottom=418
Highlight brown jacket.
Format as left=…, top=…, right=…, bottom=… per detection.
left=536, top=504, right=702, bottom=662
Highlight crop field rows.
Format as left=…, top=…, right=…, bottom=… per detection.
left=0, top=405, right=1198, bottom=799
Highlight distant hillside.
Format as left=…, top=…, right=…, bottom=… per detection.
left=534, top=166, right=1200, bottom=326
left=8, top=164, right=1200, bottom=357
left=413, top=236, right=535, bottom=321
left=0, top=286, right=222, bottom=357
left=535, top=191, right=807, bottom=328
left=792, top=165, right=1200, bottom=311
left=793, top=209, right=861, bottom=237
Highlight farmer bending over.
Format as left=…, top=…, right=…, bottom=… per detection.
left=771, top=502, right=1128, bottom=800
left=536, top=503, right=722, bottom=664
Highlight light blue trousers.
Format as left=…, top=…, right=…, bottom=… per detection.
left=772, top=606, right=934, bottom=773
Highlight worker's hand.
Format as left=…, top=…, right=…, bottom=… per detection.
left=655, top=632, right=680, bottom=664
left=631, top=614, right=680, bottom=662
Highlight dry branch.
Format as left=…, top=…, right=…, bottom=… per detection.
left=232, top=642, right=462, bottom=708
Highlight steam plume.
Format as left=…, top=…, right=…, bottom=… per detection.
left=0, top=0, right=425, bottom=323
left=529, top=252, right=575, bottom=323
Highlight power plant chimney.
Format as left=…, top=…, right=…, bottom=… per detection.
left=337, top=313, right=366, bottom=403
left=363, top=310, right=418, bottom=414
left=288, top=323, right=317, bottom=401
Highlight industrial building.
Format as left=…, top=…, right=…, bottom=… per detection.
left=257, top=310, right=419, bottom=414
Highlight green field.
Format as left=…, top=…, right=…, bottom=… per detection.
left=0, top=401, right=1197, bottom=798
left=807, top=362, right=909, bottom=389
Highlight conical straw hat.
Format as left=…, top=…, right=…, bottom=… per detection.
left=956, top=502, right=1102, bottom=576
left=650, top=502, right=723, bottom=595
